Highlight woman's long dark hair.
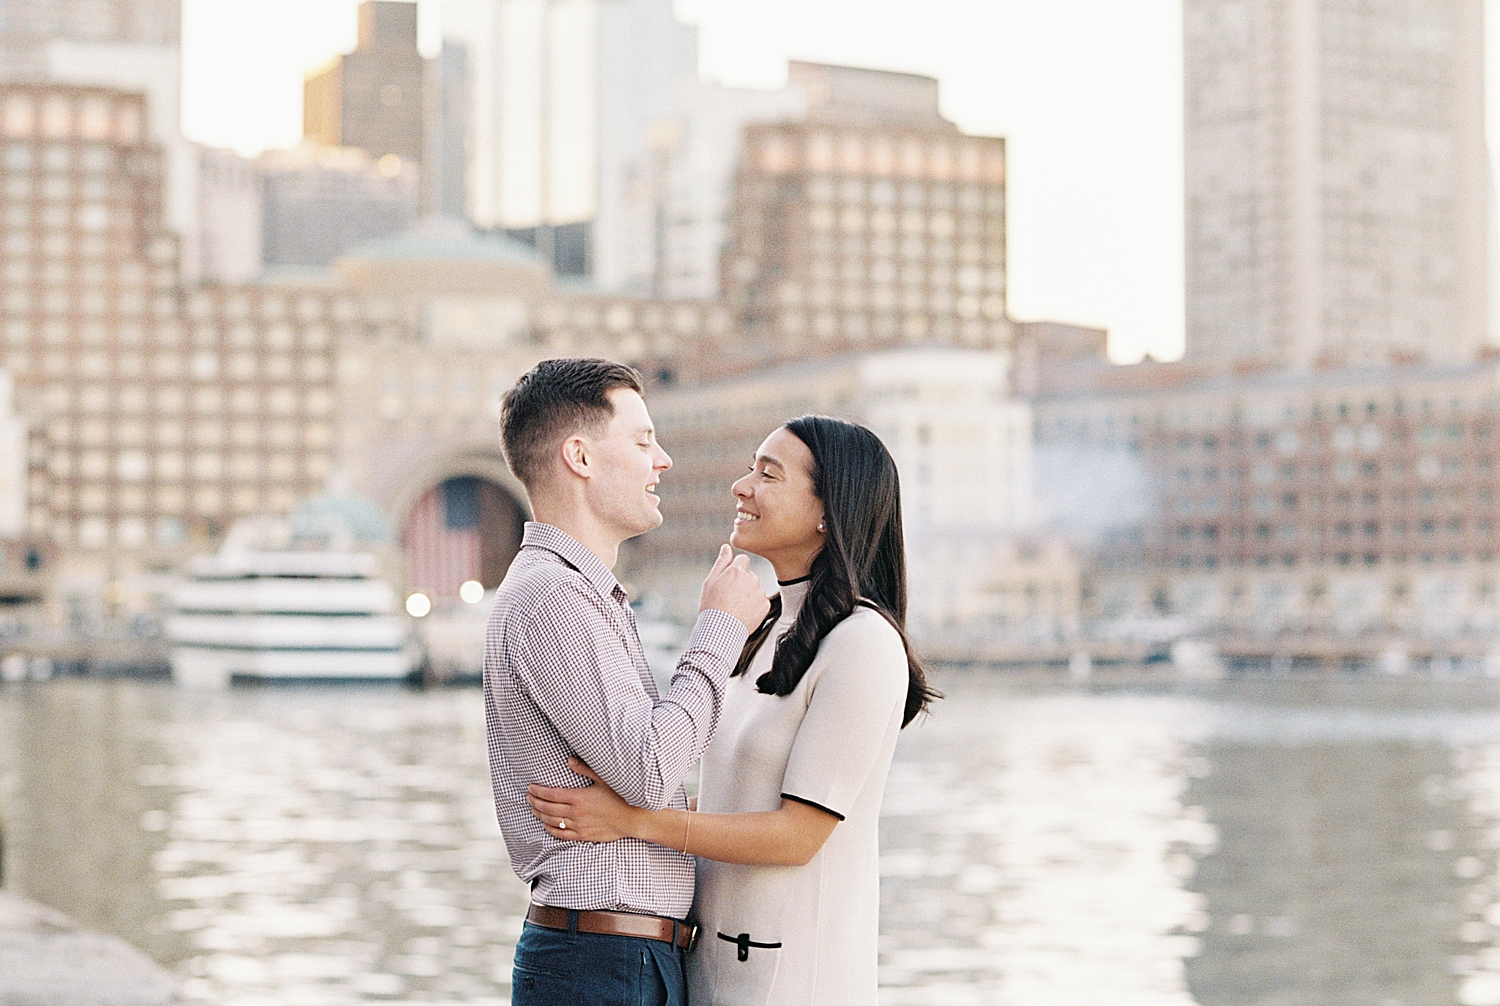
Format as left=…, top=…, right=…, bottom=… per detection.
left=731, top=415, right=939, bottom=727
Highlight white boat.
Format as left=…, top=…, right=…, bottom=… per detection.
left=167, top=517, right=418, bottom=688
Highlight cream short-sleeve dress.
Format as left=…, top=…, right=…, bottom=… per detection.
left=686, top=581, right=909, bottom=1006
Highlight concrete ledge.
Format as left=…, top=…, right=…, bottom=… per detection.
left=0, top=890, right=177, bottom=1006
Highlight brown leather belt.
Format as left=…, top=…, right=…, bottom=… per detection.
left=527, top=904, right=699, bottom=951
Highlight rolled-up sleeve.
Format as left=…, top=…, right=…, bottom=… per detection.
left=514, top=584, right=748, bottom=810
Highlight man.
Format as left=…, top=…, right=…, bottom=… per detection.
left=484, top=358, right=769, bottom=1006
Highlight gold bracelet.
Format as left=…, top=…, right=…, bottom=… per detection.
left=681, top=809, right=692, bottom=854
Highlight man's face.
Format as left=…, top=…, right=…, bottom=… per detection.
left=582, top=388, right=673, bottom=539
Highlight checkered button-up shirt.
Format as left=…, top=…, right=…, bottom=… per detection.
left=483, top=522, right=748, bottom=918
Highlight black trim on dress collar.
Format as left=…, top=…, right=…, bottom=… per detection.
left=776, top=574, right=811, bottom=586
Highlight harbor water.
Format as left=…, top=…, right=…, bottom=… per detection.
left=3, top=671, right=1500, bottom=1005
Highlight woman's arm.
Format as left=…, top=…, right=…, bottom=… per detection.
left=528, top=758, right=838, bottom=867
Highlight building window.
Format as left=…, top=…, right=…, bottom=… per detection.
left=194, top=487, right=222, bottom=514
left=229, top=454, right=261, bottom=480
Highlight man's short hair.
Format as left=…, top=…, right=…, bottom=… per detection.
left=501, top=358, right=645, bottom=488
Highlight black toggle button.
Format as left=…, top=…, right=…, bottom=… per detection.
left=718, top=931, right=782, bottom=962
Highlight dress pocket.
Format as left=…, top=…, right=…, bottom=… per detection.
left=717, top=930, right=783, bottom=962
left=696, top=929, right=783, bottom=1006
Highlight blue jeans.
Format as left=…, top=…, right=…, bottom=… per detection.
left=511, top=918, right=687, bottom=1006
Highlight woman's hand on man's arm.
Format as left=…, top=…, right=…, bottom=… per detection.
left=528, top=758, right=839, bottom=867
left=527, top=759, right=647, bottom=843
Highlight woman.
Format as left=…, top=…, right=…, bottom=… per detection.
left=526, top=415, right=938, bottom=1005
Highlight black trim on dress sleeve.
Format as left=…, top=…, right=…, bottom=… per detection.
left=780, top=792, right=845, bottom=821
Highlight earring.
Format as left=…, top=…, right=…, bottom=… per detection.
left=817, top=522, right=826, bottom=533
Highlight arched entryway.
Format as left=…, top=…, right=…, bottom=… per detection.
left=403, top=476, right=526, bottom=602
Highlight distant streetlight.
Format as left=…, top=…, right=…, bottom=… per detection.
left=406, top=593, right=432, bottom=617
left=459, top=580, right=485, bottom=604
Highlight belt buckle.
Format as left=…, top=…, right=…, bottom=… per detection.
left=684, top=920, right=701, bottom=953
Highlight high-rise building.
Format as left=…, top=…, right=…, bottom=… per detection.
left=440, top=0, right=697, bottom=277
left=1031, top=353, right=1500, bottom=639
left=721, top=63, right=1010, bottom=364
left=1184, top=0, right=1489, bottom=369
left=304, top=1, right=426, bottom=167
left=0, top=83, right=395, bottom=558
left=613, top=81, right=806, bottom=299
left=0, top=0, right=201, bottom=281
left=423, top=41, right=470, bottom=219
left=488, top=62, right=1014, bottom=387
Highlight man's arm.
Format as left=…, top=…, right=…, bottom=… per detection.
left=514, top=582, right=747, bottom=811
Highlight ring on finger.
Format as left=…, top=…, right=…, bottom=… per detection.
left=558, top=818, right=568, bottom=830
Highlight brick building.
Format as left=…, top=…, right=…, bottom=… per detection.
left=1034, top=357, right=1500, bottom=637
left=4, top=70, right=1058, bottom=640
left=0, top=83, right=402, bottom=562
left=722, top=68, right=1010, bottom=368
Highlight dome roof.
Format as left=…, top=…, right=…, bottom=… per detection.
left=332, top=215, right=551, bottom=300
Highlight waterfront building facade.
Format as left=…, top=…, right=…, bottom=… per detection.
left=1183, top=0, right=1489, bottom=368
left=1035, top=359, right=1500, bottom=639
left=1, top=80, right=693, bottom=602
left=0, top=83, right=399, bottom=564
left=2, top=73, right=1057, bottom=641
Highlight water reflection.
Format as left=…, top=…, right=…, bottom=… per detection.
left=880, top=690, right=1209, bottom=1004
left=1185, top=738, right=1468, bottom=1006
left=0, top=682, right=172, bottom=944
left=9, top=677, right=1500, bottom=1003
left=1449, top=744, right=1500, bottom=1006
left=1, top=682, right=530, bottom=1004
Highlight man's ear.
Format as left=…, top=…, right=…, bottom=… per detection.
left=560, top=434, right=590, bottom=480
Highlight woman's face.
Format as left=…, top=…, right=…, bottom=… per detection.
left=729, top=427, right=825, bottom=575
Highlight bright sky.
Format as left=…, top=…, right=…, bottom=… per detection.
left=178, top=0, right=1500, bottom=364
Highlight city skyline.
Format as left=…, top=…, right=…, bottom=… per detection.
left=171, top=1, right=1500, bottom=366
left=178, top=0, right=1185, bottom=363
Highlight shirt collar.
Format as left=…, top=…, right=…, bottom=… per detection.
left=521, top=522, right=625, bottom=601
